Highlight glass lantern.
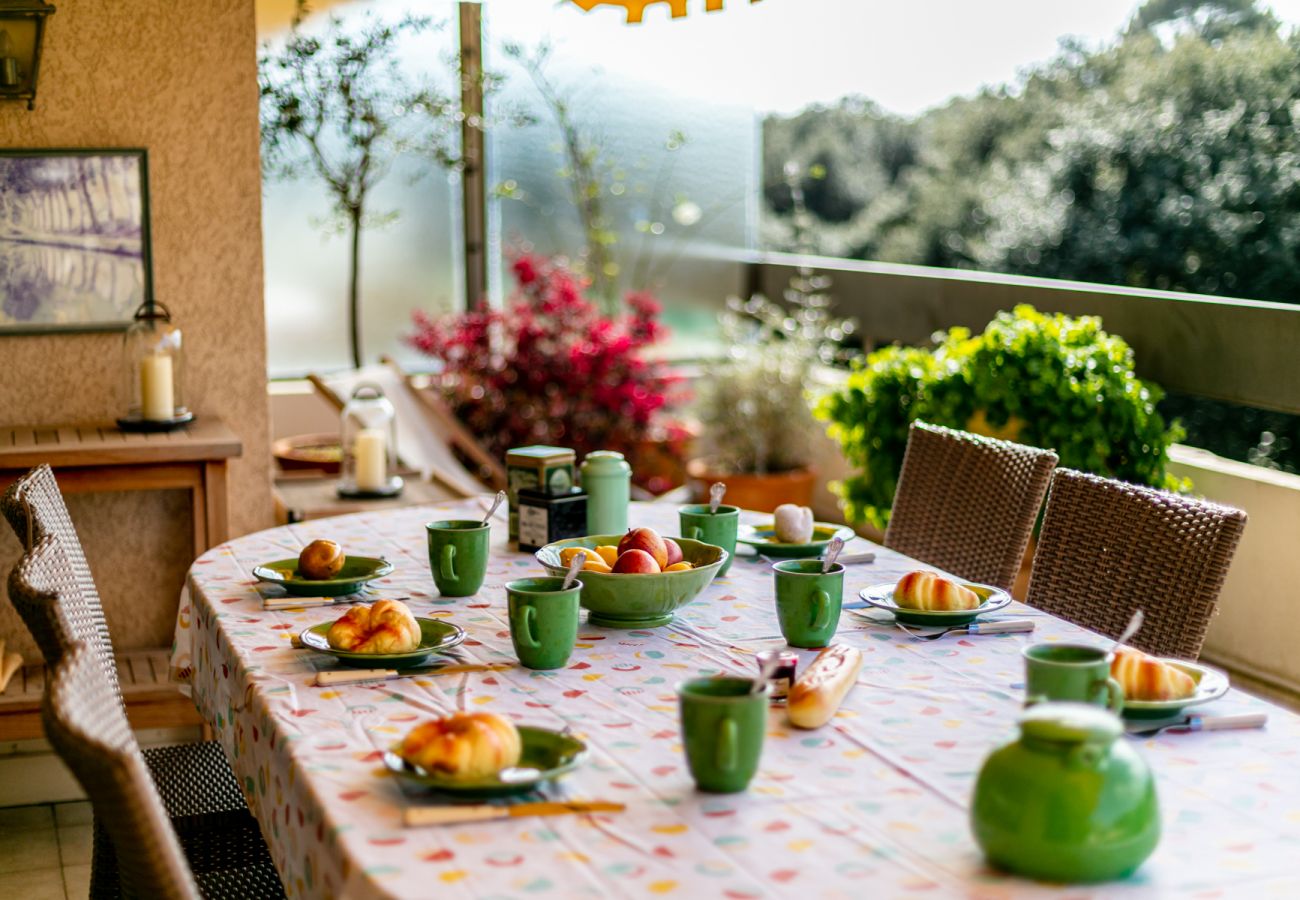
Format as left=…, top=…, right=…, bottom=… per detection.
left=118, top=301, right=191, bottom=431
left=338, top=383, right=403, bottom=498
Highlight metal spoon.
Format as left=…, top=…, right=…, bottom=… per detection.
left=709, top=482, right=726, bottom=514
left=1107, top=608, right=1145, bottom=660
left=561, top=553, right=585, bottom=590
left=821, top=536, right=845, bottom=573
left=480, top=490, right=507, bottom=527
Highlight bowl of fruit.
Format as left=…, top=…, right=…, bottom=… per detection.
left=536, top=527, right=727, bottom=629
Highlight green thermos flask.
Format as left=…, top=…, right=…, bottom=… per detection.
left=580, top=450, right=631, bottom=536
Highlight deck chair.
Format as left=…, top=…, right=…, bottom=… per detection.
left=308, top=357, right=506, bottom=498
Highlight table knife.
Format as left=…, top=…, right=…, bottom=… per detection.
left=315, top=662, right=510, bottom=686
left=1125, top=711, right=1267, bottom=737
left=403, top=800, right=624, bottom=828
left=266, top=595, right=408, bottom=612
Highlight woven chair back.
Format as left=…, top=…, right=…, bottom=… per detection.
left=885, top=422, right=1059, bottom=591
left=11, top=538, right=199, bottom=899
left=1, top=464, right=122, bottom=702
left=1027, top=468, right=1247, bottom=659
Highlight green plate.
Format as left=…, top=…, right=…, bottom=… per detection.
left=736, top=522, right=855, bottom=559
left=858, top=581, right=1011, bottom=626
left=299, top=618, right=465, bottom=668
left=384, top=726, right=587, bottom=798
left=1122, top=659, right=1230, bottom=720
left=253, top=556, right=394, bottom=597
left=536, top=535, right=726, bottom=629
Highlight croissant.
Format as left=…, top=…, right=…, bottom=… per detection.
left=893, top=570, right=980, bottom=611
left=327, top=599, right=421, bottom=653
left=396, top=712, right=522, bottom=781
left=1111, top=647, right=1196, bottom=701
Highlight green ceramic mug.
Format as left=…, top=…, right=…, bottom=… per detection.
left=772, top=559, right=845, bottom=649
left=426, top=520, right=490, bottom=597
left=679, top=504, right=739, bottom=576
left=506, top=577, right=580, bottom=670
left=1023, top=644, right=1125, bottom=713
left=677, top=676, right=768, bottom=793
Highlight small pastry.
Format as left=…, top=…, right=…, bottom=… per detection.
left=893, top=570, right=980, bottom=611
left=1111, top=647, right=1196, bottom=701
left=787, top=645, right=863, bottom=729
left=773, top=504, right=815, bottom=544
left=396, top=711, right=522, bottom=781
left=298, top=539, right=345, bottom=580
left=326, top=599, right=421, bottom=653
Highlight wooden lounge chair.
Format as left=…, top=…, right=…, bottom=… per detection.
left=1027, top=468, right=1247, bottom=659
left=885, top=422, right=1059, bottom=591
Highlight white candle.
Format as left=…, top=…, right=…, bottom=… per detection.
left=354, top=428, right=387, bottom=491
left=140, top=353, right=174, bottom=421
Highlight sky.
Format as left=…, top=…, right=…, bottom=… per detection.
left=479, top=0, right=1300, bottom=115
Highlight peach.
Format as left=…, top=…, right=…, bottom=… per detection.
left=593, top=545, right=620, bottom=567
left=663, top=562, right=693, bottom=572
left=663, top=538, right=684, bottom=567
left=612, top=549, right=661, bottom=574
left=617, top=528, right=668, bottom=569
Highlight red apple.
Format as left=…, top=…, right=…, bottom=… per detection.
left=617, top=527, right=668, bottom=569
left=612, top=548, right=661, bottom=574
left=663, top=538, right=684, bottom=567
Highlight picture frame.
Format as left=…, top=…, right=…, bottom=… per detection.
left=0, top=148, right=154, bottom=335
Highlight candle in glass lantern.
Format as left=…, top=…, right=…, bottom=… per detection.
left=140, top=353, right=175, bottom=421
left=353, top=428, right=387, bottom=491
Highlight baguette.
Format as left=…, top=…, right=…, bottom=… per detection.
left=787, top=645, right=863, bottom=729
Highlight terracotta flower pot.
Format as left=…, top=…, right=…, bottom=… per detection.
left=686, top=458, right=816, bottom=514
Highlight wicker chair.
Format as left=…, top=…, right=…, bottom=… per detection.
left=1026, top=468, right=1248, bottom=659
left=0, top=467, right=275, bottom=896
left=884, top=422, right=1059, bottom=591
left=15, top=537, right=286, bottom=899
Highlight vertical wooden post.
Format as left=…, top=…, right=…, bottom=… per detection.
left=458, top=2, right=487, bottom=308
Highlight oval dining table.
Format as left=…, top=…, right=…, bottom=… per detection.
left=171, top=498, right=1300, bottom=899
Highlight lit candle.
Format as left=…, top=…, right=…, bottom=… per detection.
left=354, top=428, right=387, bottom=491
left=140, top=353, right=174, bottom=421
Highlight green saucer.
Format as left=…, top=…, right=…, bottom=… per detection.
left=299, top=618, right=465, bottom=668
left=858, top=581, right=1011, bottom=626
left=736, top=522, right=855, bottom=559
left=1122, top=659, right=1230, bottom=720
left=385, top=726, right=587, bottom=798
left=253, top=556, right=394, bottom=596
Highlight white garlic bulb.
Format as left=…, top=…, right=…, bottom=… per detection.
left=773, top=504, right=815, bottom=544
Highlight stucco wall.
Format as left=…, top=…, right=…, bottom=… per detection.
left=0, top=0, right=270, bottom=657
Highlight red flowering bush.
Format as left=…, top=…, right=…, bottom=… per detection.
left=407, top=254, right=687, bottom=466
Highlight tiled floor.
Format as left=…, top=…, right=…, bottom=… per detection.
left=0, top=803, right=92, bottom=900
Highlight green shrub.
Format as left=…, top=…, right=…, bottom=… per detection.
left=816, top=304, right=1186, bottom=530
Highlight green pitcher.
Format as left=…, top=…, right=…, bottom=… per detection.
left=426, top=519, right=490, bottom=597
left=679, top=504, right=739, bottom=576
left=971, top=702, right=1160, bottom=883
left=677, top=676, right=768, bottom=793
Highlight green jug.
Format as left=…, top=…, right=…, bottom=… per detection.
left=971, top=702, right=1160, bottom=883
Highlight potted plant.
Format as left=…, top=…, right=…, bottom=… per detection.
left=816, top=304, right=1187, bottom=532
left=407, top=253, right=688, bottom=483
left=690, top=267, right=857, bottom=512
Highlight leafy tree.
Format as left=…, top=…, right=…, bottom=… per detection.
left=259, top=11, right=463, bottom=367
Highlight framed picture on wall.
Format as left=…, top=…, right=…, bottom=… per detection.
left=0, top=148, right=154, bottom=334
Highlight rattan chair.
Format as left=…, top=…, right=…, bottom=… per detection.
left=0, top=466, right=270, bottom=895
left=15, top=538, right=286, bottom=899
left=884, top=422, right=1059, bottom=591
left=1026, top=468, right=1248, bottom=659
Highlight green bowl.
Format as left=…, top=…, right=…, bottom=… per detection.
left=299, top=618, right=465, bottom=668
left=253, top=555, right=394, bottom=597
left=536, top=535, right=726, bottom=629
left=384, top=726, right=587, bottom=799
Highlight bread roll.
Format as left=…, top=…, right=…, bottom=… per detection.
left=1111, top=647, right=1196, bottom=701
left=787, top=645, right=863, bottom=729
left=893, top=570, right=980, bottom=611
left=397, top=712, right=522, bottom=781
left=327, top=599, right=421, bottom=653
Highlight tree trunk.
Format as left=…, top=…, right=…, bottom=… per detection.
left=347, top=205, right=363, bottom=369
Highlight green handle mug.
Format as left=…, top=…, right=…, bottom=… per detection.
left=440, top=544, right=457, bottom=582
left=517, top=604, right=540, bottom=650
left=1023, top=643, right=1126, bottom=714
left=678, top=504, right=739, bottom=576
left=506, top=577, right=580, bottom=670
left=678, top=676, right=767, bottom=794
left=686, top=525, right=703, bottom=541
left=426, top=519, right=489, bottom=597
left=772, top=560, right=844, bottom=649
left=716, top=717, right=738, bottom=773
left=810, top=588, right=831, bottom=632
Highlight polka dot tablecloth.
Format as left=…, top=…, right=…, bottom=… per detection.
left=172, top=500, right=1300, bottom=899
